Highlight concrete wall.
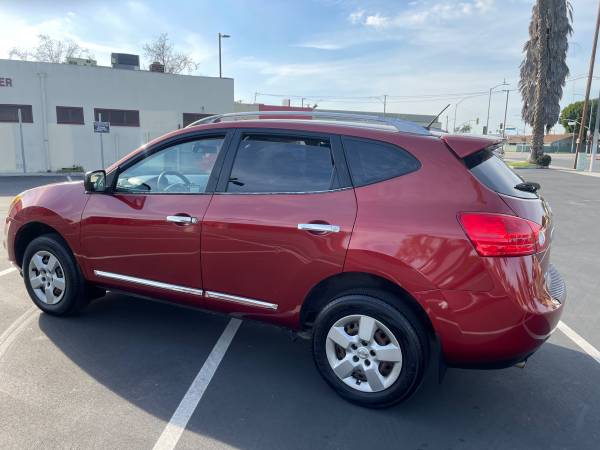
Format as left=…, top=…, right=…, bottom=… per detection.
left=0, top=59, right=234, bottom=173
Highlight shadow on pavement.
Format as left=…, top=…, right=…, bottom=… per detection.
left=37, top=293, right=600, bottom=450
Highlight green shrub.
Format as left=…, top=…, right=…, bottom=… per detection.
left=536, top=154, right=552, bottom=167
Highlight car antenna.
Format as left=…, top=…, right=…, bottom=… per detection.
left=425, top=104, right=450, bottom=130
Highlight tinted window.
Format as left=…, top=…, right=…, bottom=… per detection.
left=0, top=104, right=33, bottom=123
left=342, top=137, right=420, bottom=186
left=116, top=137, right=224, bottom=193
left=56, top=106, right=84, bottom=124
left=465, top=149, right=538, bottom=199
left=227, top=135, right=336, bottom=193
left=94, top=108, right=139, bottom=127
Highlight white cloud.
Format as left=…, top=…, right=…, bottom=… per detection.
left=348, top=10, right=365, bottom=24
left=353, top=0, right=497, bottom=29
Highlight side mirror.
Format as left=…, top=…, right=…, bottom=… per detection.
left=84, top=170, right=107, bottom=193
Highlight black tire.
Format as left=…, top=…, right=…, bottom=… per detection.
left=312, top=289, right=429, bottom=408
left=22, top=233, right=88, bottom=316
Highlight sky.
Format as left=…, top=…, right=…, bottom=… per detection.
left=0, top=0, right=598, bottom=134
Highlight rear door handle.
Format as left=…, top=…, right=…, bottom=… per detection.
left=298, top=223, right=340, bottom=233
left=167, top=215, right=198, bottom=225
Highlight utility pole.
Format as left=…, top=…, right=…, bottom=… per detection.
left=254, top=92, right=258, bottom=104
left=218, top=33, right=230, bottom=78
left=574, top=0, right=600, bottom=168
left=502, top=89, right=510, bottom=138
left=590, top=88, right=600, bottom=172
left=383, top=94, right=388, bottom=117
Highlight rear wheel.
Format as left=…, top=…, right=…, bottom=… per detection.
left=23, top=234, right=88, bottom=316
left=312, top=291, right=428, bottom=408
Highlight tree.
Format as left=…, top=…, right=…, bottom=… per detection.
left=9, top=34, right=93, bottom=63
left=519, top=0, right=573, bottom=163
left=457, top=123, right=472, bottom=133
left=142, top=33, right=198, bottom=74
left=560, top=99, right=597, bottom=137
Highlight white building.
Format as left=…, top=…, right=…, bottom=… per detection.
left=0, top=59, right=234, bottom=173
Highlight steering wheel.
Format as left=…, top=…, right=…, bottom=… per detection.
left=157, top=170, right=192, bottom=192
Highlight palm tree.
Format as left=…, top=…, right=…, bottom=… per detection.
left=519, top=0, right=573, bottom=163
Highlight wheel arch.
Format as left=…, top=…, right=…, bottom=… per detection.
left=14, top=222, right=72, bottom=268
left=300, top=271, right=435, bottom=338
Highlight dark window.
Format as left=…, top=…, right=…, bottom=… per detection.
left=342, top=137, right=420, bottom=187
left=465, top=148, right=538, bottom=199
left=94, top=108, right=139, bottom=127
left=116, top=136, right=225, bottom=193
left=227, top=135, right=337, bottom=193
left=0, top=104, right=33, bottom=123
left=56, top=106, right=84, bottom=125
left=183, top=113, right=212, bottom=127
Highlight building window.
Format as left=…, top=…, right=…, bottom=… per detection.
left=183, top=113, right=212, bottom=127
left=0, top=104, right=33, bottom=123
left=94, top=108, right=140, bottom=127
left=56, top=106, right=84, bottom=125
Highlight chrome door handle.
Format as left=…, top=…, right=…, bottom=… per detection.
left=167, top=215, right=198, bottom=224
left=298, top=223, right=340, bottom=233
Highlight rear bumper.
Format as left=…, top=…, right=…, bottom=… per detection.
left=416, top=262, right=566, bottom=368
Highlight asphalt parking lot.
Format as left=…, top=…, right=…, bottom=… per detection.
left=1, top=171, right=599, bottom=450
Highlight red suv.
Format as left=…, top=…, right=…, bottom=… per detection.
left=4, top=112, right=566, bottom=408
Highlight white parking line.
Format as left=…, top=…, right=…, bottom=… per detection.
left=0, top=307, right=38, bottom=361
left=153, top=318, right=242, bottom=450
left=0, top=267, right=17, bottom=277
left=558, top=321, right=600, bottom=365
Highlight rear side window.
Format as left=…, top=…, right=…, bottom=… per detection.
left=465, top=149, right=538, bottom=199
left=342, top=137, right=420, bottom=187
left=227, top=135, right=338, bottom=193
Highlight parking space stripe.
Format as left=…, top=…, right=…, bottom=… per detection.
left=153, top=318, right=242, bottom=450
left=558, top=321, right=600, bottom=366
left=0, top=267, right=17, bottom=277
left=0, top=307, right=38, bottom=361
left=66, top=175, right=73, bottom=182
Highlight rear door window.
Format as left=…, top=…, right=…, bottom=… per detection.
left=464, top=148, right=538, bottom=199
left=226, top=134, right=338, bottom=193
left=341, top=137, right=420, bottom=187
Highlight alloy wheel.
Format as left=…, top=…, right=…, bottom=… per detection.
left=28, top=250, right=66, bottom=305
left=325, top=314, right=403, bottom=393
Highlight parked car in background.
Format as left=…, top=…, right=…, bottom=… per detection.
left=4, top=112, right=566, bottom=408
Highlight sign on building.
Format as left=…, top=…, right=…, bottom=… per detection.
left=0, top=77, right=13, bottom=87
left=94, top=121, right=110, bottom=133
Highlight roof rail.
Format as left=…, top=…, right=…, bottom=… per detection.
left=185, top=110, right=432, bottom=136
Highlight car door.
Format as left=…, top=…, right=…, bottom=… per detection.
left=80, top=131, right=231, bottom=305
left=201, top=129, right=357, bottom=326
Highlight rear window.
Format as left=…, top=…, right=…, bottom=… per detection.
left=342, top=137, right=420, bottom=187
left=464, top=148, right=538, bottom=199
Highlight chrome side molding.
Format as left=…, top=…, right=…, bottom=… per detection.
left=205, top=291, right=278, bottom=310
left=93, top=270, right=278, bottom=310
left=94, top=270, right=205, bottom=296
left=298, top=223, right=340, bottom=233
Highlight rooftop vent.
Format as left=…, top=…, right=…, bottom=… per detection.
left=66, top=57, right=97, bottom=67
left=149, top=62, right=165, bottom=73
left=111, top=53, right=140, bottom=70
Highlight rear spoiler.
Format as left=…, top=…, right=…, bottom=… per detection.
left=441, top=135, right=504, bottom=159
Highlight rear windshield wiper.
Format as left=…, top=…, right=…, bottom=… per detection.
left=514, top=181, right=540, bottom=193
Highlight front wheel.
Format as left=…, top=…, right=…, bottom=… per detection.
left=312, top=292, right=428, bottom=408
left=23, top=234, right=88, bottom=316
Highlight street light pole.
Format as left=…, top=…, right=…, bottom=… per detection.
left=485, top=80, right=508, bottom=135
left=218, top=32, right=230, bottom=78
left=502, top=88, right=510, bottom=138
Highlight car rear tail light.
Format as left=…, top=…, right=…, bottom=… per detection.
left=458, top=212, right=544, bottom=257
